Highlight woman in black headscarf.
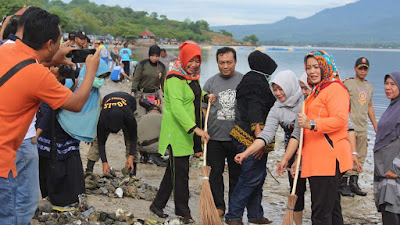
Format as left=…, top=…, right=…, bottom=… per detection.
left=131, top=45, right=166, bottom=118
left=374, top=71, right=400, bottom=225
left=226, top=50, right=277, bottom=225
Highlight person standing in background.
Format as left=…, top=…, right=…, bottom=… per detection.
left=341, top=57, right=377, bottom=197
left=119, top=42, right=133, bottom=76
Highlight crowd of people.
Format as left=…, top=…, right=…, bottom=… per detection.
left=0, top=6, right=400, bottom=225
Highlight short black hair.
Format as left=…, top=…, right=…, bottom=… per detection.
left=2, top=18, right=18, bottom=40
left=17, top=6, right=42, bottom=28
left=216, top=47, right=236, bottom=62
left=160, top=48, right=166, bottom=53
left=22, top=9, right=61, bottom=50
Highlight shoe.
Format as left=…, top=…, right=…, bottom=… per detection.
left=217, top=209, right=224, bottom=217
left=182, top=215, right=195, bottom=224
left=150, top=153, right=167, bottom=167
left=140, top=153, right=150, bottom=163
left=339, top=177, right=355, bottom=197
left=349, top=175, right=367, bottom=196
left=225, top=220, right=244, bottom=225
left=149, top=204, right=168, bottom=218
left=248, top=217, right=273, bottom=224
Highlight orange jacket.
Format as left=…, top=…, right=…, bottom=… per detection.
left=301, top=82, right=352, bottom=178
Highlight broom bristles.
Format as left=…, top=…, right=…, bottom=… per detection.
left=200, top=166, right=221, bottom=225
left=282, top=194, right=298, bottom=225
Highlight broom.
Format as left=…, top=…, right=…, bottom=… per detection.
left=200, top=101, right=221, bottom=225
left=282, top=102, right=305, bottom=225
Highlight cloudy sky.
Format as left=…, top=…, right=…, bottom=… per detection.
left=67, top=0, right=358, bottom=26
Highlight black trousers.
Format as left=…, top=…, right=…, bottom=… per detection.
left=287, top=170, right=307, bottom=211
left=152, top=146, right=190, bottom=216
left=207, top=140, right=241, bottom=211
left=39, top=152, right=85, bottom=206
left=308, top=161, right=343, bottom=225
left=380, top=205, right=400, bottom=225
left=122, top=61, right=130, bottom=76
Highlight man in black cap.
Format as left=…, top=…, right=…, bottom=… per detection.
left=74, top=30, right=87, bottom=49
left=341, top=57, right=377, bottom=197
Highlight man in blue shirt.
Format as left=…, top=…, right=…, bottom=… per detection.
left=119, top=43, right=132, bottom=76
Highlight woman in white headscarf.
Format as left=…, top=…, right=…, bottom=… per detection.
left=235, top=70, right=306, bottom=224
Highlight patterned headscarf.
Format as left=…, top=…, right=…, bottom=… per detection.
left=304, top=50, right=341, bottom=97
left=168, top=40, right=202, bottom=80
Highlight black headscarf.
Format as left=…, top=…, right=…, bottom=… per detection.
left=248, top=50, right=277, bottom=78
left=149, top=45, right=161, bottom=57
left=374, top=71, right=400, bottom=151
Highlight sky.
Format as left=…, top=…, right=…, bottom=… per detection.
left=66, top=0, right=358, bottom=26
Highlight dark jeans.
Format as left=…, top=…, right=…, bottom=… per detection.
left=308, top=161, right=343, bottom=225
left=207, top=140, right=241, bottom=212
left=225, top=141, right=268, bottom=222
left=152, top=146, right=190, bottom=217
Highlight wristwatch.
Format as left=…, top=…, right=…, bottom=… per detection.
left=310, top=120, right=316, bottom=131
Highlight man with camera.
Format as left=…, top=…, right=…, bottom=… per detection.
left=0, top=8, right=100, bottom=224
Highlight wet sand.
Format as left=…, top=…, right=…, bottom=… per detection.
left=33, top=80, right=381, bottom=224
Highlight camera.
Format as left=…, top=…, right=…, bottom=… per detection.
left=57, top=65, right=80, bottom=79
left=69, top=49, right=96, bottom=63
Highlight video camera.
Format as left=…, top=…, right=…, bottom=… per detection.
left=66, top=49, right=96, bottom=63
left=57, top=65, right=80, bottom=79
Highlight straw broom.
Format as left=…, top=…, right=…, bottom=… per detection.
left=282, top=102, right=305, bottom=225
left=200, top=101, right=221, bottom=225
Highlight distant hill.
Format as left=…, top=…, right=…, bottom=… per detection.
left=211, top=0, right=400, bottom=47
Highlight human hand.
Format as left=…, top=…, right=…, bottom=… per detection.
left=385, top=170, right=398, bottom=179
left=131, top=92, right=135, bottom=97
left=194, top=127, right=210, bottom=143
left=85, top=47, right=100, bottom=75
left=298, top=113, right=311, bottom=129
left=234, top=152, right=248, bottom=164
left=352, top=154, right=363, bottom=172
left=125, top=155, right=134, bottom=173
left=276, top=159, right=288, bottom=176
left=194, top=152, right=203, bottom=158
left=102, top=162, right=111, bottom=175
left=51, top=46, right=76, bottom=66
left=31, top=137, right=38, bottom=144
left=207, top=94, right=216, bottom=104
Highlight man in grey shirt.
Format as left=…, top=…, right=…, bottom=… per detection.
left=159, top=48, right=176, bottom=73
left=202, top=47, right=243, bottom=217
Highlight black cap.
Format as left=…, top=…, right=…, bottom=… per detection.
left=75, top=30, right=87, bottom=39
left=355, top=57, right=369, bottom=69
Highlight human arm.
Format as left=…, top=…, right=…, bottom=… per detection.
left=60, top=48, right=100, bottom=111
left=131, top=62, right=143, bottom=96
left=276, top=138, right=300, bottom=175
left=32, top=128, right=43, bottom=144
left=160, top=64, right=166, bottom=91
left=368, top=100, right=377, bottom=133
left=42, top=46, right=76, bottom=67
left=0, top=16, right=12, bottom=40
left=298, top=84, right=348, bottom=133
left=123, top=115, right=138, bottom=173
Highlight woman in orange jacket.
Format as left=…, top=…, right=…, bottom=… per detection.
left=277, top=50, right=352, bottom=225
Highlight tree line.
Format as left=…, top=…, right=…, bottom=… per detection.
left=0, top=0, right=224, bottom=42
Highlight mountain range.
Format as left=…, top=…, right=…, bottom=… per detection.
left=211, top=0, right=400, bottom=47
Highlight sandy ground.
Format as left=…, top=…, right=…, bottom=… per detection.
left=33, top=80, right=382, bottom=224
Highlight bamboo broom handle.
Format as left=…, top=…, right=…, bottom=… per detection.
left=291, top=102, right=305, bottom=195
left=203, top=101, right=211, bottom=167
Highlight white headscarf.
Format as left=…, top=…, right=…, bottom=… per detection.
left=269, top=70, right=302, bottom=107
left=298, top=72, right=312, bottom=90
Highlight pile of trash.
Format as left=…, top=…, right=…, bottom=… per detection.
left=85, top=169, right=158, bottom=201
left=34, top=198, right=187, bottom=224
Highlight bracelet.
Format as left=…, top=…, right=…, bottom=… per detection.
left=352, top=152, right=359, bottom=156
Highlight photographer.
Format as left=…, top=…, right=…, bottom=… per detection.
left=0, top=8, right=100, bottom=223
